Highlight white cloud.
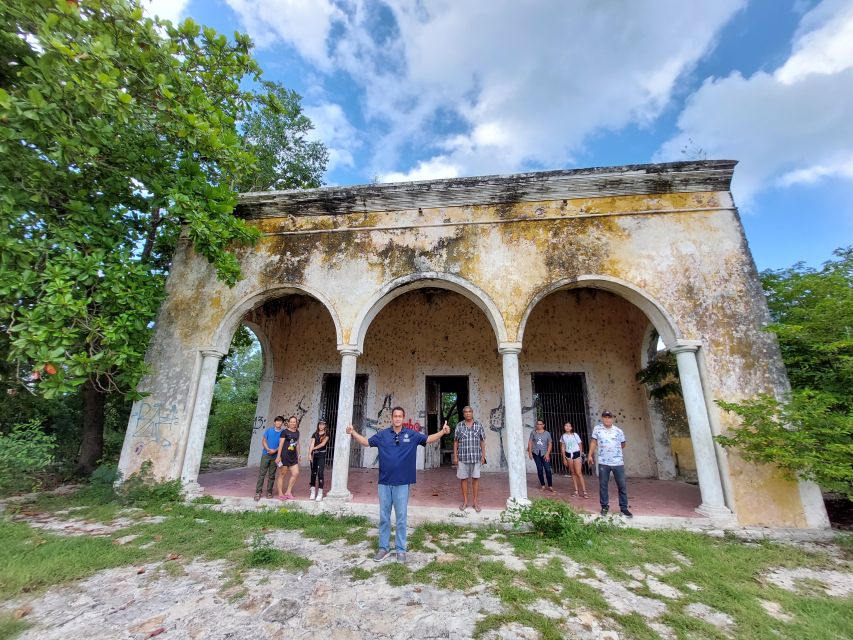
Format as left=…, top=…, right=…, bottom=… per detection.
left=303, top=102, right=360, bottom=171
left=225, top=0, right=745, bottom=178
left=142, top=0, right=190, bottom=24
left=658, top=0, right=853, bottom=205
left=379, top=157, right=461, bottom=183
left=777, top=0, right=853, bottom=84
left=225, top=0, right=344, bottom=69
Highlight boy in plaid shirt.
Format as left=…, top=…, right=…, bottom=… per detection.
left=453, top=406, right=487, bottom=512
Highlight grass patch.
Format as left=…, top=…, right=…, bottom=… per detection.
left=245, top=531, right=311, bottom=571
left=191, top=495, right=221, bottom=505
left=414, top=559, right=480, bottom=591
left=0, top=613, right=30, bottom=640
left=0, top=519, right=149, bottom=598
left=379, top=562, right=412, bottom=587
left=474, top=608, right=565, bottom=640
left=496, top=584, right=536, bottom=605
left=349, top=566, right=372, bottom=581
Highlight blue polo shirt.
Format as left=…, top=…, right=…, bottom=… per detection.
left=368, top=427, right=428, bottom=486
left=262, top=427, right=284, bottom=453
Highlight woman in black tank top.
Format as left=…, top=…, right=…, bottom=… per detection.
left=309, top=420, right=330, bottom=501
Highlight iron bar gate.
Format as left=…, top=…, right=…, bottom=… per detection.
left=532, top=373, right=592, bottom=475
left=320, top=373, right=367, bottom=468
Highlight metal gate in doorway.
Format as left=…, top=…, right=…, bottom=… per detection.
left=320, top=373, right=367, bottom=468
left=532, top=373, right=592, bottom=475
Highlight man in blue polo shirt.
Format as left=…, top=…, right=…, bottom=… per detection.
left=347, top=406, right=449, bottom=564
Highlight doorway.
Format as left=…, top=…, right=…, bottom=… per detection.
left=425, top=376, right=469, bottom=467
left=320, top=373, right=368, bottom=468
left=532, top=373, right=591, bottom=475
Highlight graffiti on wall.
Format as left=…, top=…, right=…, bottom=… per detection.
left=251, top=415, right=267, bottom=434
left=361, top=393, right=393, bottom=437
left=131, top=402, right=178, bottom=454
left=360, top=393, right=393, bottom=469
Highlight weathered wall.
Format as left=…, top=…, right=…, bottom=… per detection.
left=117, top=161, right=824, bottom=527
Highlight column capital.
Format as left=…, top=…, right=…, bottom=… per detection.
left=337, top=344, right=362, bottom=357
left=669, top=339, right=703, bottom=355
left=498, top=341, right=523, bottom=355
left=199, top=347, right=226, bottom=360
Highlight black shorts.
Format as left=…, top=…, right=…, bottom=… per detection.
left=567, top=451, right=580, bottom=460
left=281, top=453, right=298, bottom=467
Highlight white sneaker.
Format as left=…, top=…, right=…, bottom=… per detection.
left=315, top=489, right=323, bottom=501
left=309, top=487, right=316, bottom=500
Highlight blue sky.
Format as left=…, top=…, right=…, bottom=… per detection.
left=148, top=0, right=852, bottom=271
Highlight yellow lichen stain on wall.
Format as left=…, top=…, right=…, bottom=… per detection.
left=726, top=452, right=808, bottom=527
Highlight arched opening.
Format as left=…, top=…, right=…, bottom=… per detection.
left=200, top=326, right=263, bottom=473
left=355, top=286, right=503, bottom=473
left=519, top=284, right=702, bottom=513
left=196, top=291, right=340, bottom=496
left=639, top=326, right=691, bottom=482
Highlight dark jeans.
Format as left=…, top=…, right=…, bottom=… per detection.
left=598, top=464, right=628, bottom=510
left=310, top=451, right=326, bottom=490
left=533, top=453, right=553, bottom=487
left=255, top=453, right=277, bottom=494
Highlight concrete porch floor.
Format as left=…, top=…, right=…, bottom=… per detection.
left=198, top=465, right=703, bottom=518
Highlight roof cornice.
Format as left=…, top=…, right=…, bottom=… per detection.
left=236, top=159, right=737, bottom=219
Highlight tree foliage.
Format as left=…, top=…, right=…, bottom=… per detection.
left=205, top=327, right=262, bottom=456
left=0, top=1, right=326, bottom=469
left=717, top=248, right=853, bottom=498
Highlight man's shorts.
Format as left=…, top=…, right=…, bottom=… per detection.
left=457, top=462, right=481, bottom=479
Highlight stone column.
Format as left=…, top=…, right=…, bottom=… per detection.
left=500, top=342, right=528, bottom=505
left=327, top=346, right=361, bottom=501
left=670, top=340, right=731, bottom=518
left=180, top=348, right=225, bottom=491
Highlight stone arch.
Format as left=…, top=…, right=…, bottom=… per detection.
left=517, top=275, right=682, bottom=348
left=351, top=272, right=509, bottom=351
left=212, top=283, right=344, bottom=354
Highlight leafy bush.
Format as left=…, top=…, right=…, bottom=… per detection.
left=717, top=248, right=852, bottom=498
left=121, top=461, right=182, bottom=507
left=247, top=531, right=279, bottom=566
left=717, top=392, right=853, bottom=499
left=0, top=420, right=57, bottom=493
left=75, top=461, right=183, bottom=507
left=501, top=498, right=615, bottom=547
left=206, top=401, right=254, bottom=455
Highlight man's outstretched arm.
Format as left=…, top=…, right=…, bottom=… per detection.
left=345, top=424, right=370, bottom=447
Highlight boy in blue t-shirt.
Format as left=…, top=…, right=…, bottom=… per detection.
left=254, top=416, right=285, bottom=500
left=347, top=407, right=449, bottom=564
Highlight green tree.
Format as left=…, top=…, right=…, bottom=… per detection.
left=0, top=0, right=326, bottom=472
left=717, top=248, right=853, bottom=498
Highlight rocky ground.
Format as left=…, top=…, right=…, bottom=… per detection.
left=2, top=506, right=852, bottom=639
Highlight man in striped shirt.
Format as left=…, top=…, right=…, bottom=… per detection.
left=453, top=405, right=487, bottom=512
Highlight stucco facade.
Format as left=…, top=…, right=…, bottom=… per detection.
left=117, top=160, right=829, bottom=528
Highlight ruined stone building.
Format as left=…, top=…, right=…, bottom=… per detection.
left=117, top=160, right=829, bottom=528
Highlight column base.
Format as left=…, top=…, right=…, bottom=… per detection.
left=181, top=480, right=204, bottom=499
left=695, top=503, right=735, bottom=525
left=506, top=496, right=531, bottom=510
left=324, top=489, right=352, bottom=502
